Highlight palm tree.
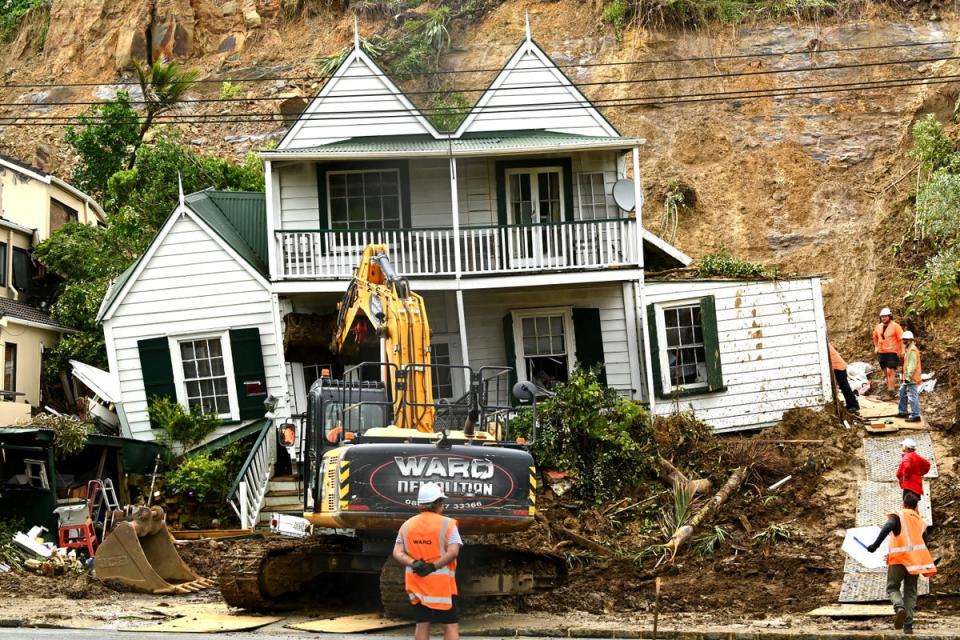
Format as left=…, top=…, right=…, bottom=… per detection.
left=129, top=58, right=201, bottom=168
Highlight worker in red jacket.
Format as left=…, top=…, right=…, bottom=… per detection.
left=896, top=437, right=931, bottom=502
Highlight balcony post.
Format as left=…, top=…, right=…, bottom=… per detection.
left=449, top=156, right=471, bottom=387
left=633, top=145, right=657, bottom=413
left=265, top=161, right=279, bottom=279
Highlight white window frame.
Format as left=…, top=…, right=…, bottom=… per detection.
left=168, top=331, right=239, bottom=421
left=325, top=168, right=403, bottom=230
left=504, top=166, right=566, bottom=224
left=653, top=298, right=709, bottom=394
left=429, top=338, right=455, bottom=400
left=576, top=171, right=615, bottom=220
left=511, top=307, right=576, bottom=384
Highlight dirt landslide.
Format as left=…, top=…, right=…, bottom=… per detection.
left=481, top=408, right=863, bottom=617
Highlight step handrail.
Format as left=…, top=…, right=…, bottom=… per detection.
left=227, top=419, right=276, bottom=529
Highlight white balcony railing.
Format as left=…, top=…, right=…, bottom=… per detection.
left=277, top=218, right=639, bottom=279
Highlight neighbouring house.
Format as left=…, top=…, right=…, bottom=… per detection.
left=0, top=154, right=105, bottom=422
left=90, top=26, right=833, bottom=526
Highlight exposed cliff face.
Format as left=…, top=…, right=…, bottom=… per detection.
left=0, top=0, right=955, bottom=347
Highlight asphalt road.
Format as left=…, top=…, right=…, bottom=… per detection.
left=0, top=631, right=414, bottom=640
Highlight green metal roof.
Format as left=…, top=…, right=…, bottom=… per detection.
left=98, top=190, right=267, bottom=322
left=265, top=131, right=641, bottom=157
left=185, top=190, right=268, bottom=276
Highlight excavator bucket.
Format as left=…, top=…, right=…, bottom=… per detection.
left=95, top=506, right=213, bottom=594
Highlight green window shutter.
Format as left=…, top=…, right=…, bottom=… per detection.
left=572, top=308, right=607, bottom=385
left=645, top=304, right=665, bottom=399
left=138, top=337, right=176, bottom=429
left=700, top=295, right=725, bottom=392
left=502, top=313, right=518, bottom=402
left=229, top=328, right=268, bottom=420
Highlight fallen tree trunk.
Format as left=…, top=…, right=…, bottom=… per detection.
left=660, top=466, right=749, bottom=564
left=658, top=458, right=712, bottom=496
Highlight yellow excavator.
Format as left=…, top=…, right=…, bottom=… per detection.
left=219, top=246, right=561, bottom=614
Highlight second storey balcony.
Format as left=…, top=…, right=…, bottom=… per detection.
left=276, top=218, right=641, bottom=280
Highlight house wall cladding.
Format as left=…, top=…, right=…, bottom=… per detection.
left=276, top=152, right=619, bottom=230
left=462, top=283, right=637, bottom=397
left=644, top=278, right=831, bottom=433
left=106, top=213, right=283, bottom=441
left=282, top=54, right=436, bottom=149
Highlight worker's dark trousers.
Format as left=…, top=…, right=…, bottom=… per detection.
left=834, top=369, right=860, bottom=411
left=886, top=564, right=919, bottom=625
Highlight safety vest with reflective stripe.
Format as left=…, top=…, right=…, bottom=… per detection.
left=886, top=509, right=936, bottom=577
left=399, top=511, right=458, bottom=610
left=829, top=344, right=847, bottom=371
left=903, top=344, right=922, bottom=385
left=873, top=321, right=904, bottom=355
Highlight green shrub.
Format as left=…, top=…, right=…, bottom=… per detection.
left=428, top=91, right=469, bottom=133
left=603, top=0, right=629, bottom=42
left=511, top=369, right=658, bottom=503
left=220, top=81, right=243, bottom=99
left=165, top=452, right=229, bottom=501
left=0, top=0, right=45, bottom=42
left=149, top=397, right=222, bottom=449
left=696, top=246, right=777, bottom=279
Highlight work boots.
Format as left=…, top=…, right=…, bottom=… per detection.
left=894, top=606, right=906, bottom=630
left=904, top=623, right=914, bottom=635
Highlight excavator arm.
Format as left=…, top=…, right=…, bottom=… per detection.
left=332, top=245, right=435, bottom=432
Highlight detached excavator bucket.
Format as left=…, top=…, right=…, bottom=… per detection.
left=95, top=506, right=213, bottom=594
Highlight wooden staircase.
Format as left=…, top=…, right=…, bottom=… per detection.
left=257, top=475, right=306, bottom=527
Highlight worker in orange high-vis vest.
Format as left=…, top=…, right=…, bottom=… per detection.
left=897, top=331, right=923, bottom=424
left=866, top=491, right=936, bottom=634
left=829, top=342, right=860, bottom=413
left=873, top=307, right=904, bottom=398
left=393, top=482, right=462, bottom=640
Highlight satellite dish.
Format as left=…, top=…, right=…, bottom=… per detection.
left=612, top=179, right=641, bottom=212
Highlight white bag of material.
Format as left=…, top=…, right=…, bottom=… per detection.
left=918, top=378, right=937, bottom=394
left=842, top=525, right=889, bottom=569
left=846, top=361, right=874, bottom=394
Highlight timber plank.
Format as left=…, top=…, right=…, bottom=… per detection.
left=286, top=613, right=411, bottom=633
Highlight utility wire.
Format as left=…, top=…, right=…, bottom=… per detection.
left=0, top=37, right=957, bottom=90
left=0, top=72, right=954, bottom=127
left=2, top=68, right=948, bottom=124
left=0, top=51, right=957, bottom=108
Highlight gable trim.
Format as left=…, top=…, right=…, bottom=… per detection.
left=454, top=38, right=620, bottom=138
left=97, top=207, right=187, bottom=323
left=98, top=205, right=270, bottom=323
left=642, top=228, right=692, bottom=268
left=278, top=47, right=443, bottom=151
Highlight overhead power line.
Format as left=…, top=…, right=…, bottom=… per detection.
left=0, top=37, right=956, bottom=91
left=1, top=72, right=956, bottom=127
left=0, top=50, right=956, bottom=108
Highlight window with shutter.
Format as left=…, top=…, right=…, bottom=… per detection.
left=510, top=308, right=575, bottom=389
left=647, top=296, right=724, bottom=398
left=229, top=328, right=268, bottom=420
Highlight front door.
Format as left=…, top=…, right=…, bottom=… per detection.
left=507, top=168, right=566, bottom=267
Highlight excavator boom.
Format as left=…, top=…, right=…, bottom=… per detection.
left=332, top=245, right=435, bottom=432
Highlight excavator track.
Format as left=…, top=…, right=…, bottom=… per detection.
left=221, top=535, right=566, bottom=617
left=219, top=534, right=356, bottom=610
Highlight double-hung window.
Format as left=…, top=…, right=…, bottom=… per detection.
left=577, top=172, right=614, bottom=219
left=512, top=308, right=575, bottom=388
left=327, top=169, right=402, bottom=230
left=171, top=334, right=238, bottom=419
left=648, top=296, right=724, bottom=397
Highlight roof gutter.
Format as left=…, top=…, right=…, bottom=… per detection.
left=0, top=217, right=37, bottom=236
left=259, top=138, right=646, bottom=162
left=3, top=315, right=78, bottom=334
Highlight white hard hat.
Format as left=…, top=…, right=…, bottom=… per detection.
left=900, top=438, right=917, bottom=449
left=879, top=307, right=893, bottom=317
left=417, top=482, right=447, bottom=505
left=902, top=331, right=914, bottom=340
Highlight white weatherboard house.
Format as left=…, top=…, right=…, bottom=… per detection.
left=92, top=27, right=833, bottom=525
